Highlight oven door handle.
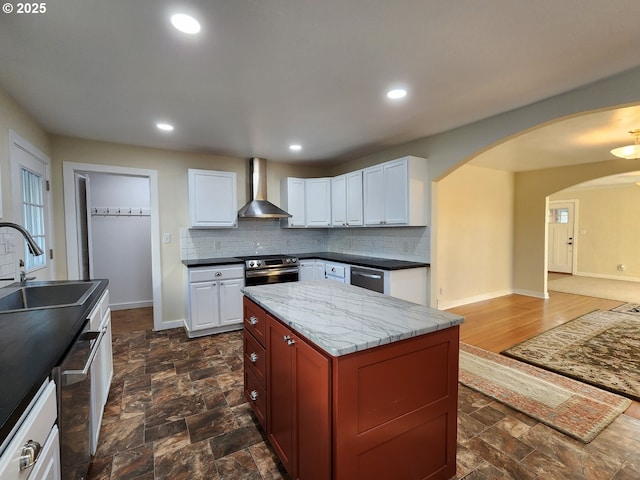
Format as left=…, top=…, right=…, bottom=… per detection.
left=61, top=329, right=105, bottom=386
left=245, top=267, right=299, bottom=278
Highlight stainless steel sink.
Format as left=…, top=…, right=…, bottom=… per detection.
left=0, top=281, right=100, bottom=313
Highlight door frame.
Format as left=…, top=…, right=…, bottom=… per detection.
left=63, top=162, right=164, bottom=331
left=8, top=130, right=54, bottom=279
left=545, top=198, right=578, bottom=292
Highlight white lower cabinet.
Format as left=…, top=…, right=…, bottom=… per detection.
left=186, top=265, right=244, bottom=337
left=299, top=260, right=327, bottom=281
left=0, top=380, right=60, bottom=480
left=89, top=290, right=112, bottom=456
left=324, top=261, right=349, bottom=283
left=28, top=425, right=60, bottom=480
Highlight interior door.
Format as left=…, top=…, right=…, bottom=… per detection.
left=548, top=201, right=576, bottom=273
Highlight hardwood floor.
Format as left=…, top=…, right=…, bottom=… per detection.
left=447, top=291, right=640, bottom=420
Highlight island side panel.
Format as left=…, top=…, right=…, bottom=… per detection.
left=333, top=326, right=459, bottom=480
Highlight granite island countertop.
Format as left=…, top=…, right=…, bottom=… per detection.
left=242, top=281, right=463, bottom=356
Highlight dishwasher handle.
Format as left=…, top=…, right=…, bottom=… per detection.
left=351, top=271, right=382, bottom=280
left=61, top=329, right=105, bottom=386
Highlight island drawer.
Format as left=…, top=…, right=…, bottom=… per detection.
left=243, top=297, right=266, bottom=345
left=244, top=367, right=266, bottom=431
left=243, top=330, right=266, bottom=386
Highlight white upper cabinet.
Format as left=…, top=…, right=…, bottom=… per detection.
left=281, top=177, right=331, bottom=227
left=281, top=177, right=306, bottom=227
left=363, top=156, right=427, bottom=226
left=332, top=170, right=363, bottom=227
left=305, top=178, right=331, bottom=227
left=188, top=168, right=237, bottom=228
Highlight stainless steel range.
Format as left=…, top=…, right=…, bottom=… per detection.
left=240, top=255, right=299, bottom=286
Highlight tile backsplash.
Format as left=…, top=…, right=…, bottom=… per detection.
left=180, top=220, right=430, bottom=263
left=0, top=228, right=18, bottom=287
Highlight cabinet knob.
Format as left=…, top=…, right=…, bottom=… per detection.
left=249, top=316, right=258, bottom=325
left=19, top=439, right=42, bottom=471
left=283, top=335, right=291, bottom=342
left=250, top=390, right=259, bottom=401
left=250, top=352, right=258, bottom=363
left=215, top=271, right=222, bottom=277
left=287, top=339, right=296, bottom=346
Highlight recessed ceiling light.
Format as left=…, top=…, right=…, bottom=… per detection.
left=170, top=13, right=201, bottom=34
left=387, top=88, right=407, bottom=99
left=289, top=144, right=302, bottom=151
left=156, top=122, right=174, bottom=132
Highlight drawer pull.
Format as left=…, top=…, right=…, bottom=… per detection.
left=249, top=316, right=258, bottom=325
left=283, top=335, right=291, bottom=342
left=250, top=390, right=259, bottom=401
left=19, top=439, right=42, bottom=471
left=287, top=339, right=296, bottom=346
left=250, top=352, right=258, bottom=363
left=215, top=271, right=222, bottom=277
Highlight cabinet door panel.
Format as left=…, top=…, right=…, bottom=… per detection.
left=219, top=279, right=244, bottom=326
left=383, top=160, right=408, bottom=224
left=345, top=170, right=363, bottom=226
left=267, top=316, right=294, bottom=473
left=363, top=165, right=384, bottom=225
left=293, top=333, right=331, bottom=480
left=305, top=178, right=331, bottom=227
left=188, top=169, right=237, bottom=228
left=331, top=175, right=347, bottom=226
left=190, top=282, right=219, bottom=329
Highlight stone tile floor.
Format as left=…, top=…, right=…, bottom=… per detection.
left=88, top=324, right=640, bottom=480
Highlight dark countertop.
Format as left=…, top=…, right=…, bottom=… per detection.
left=182, top=257, right=244, bottom=267
left=183, top=253, right=429, bottom=270
left=0, top=279, right=109, bottom=450
left=296, top=252, right=430, bottom=270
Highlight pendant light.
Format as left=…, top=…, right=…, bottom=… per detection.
left=610, top=129, right=640, bottom=159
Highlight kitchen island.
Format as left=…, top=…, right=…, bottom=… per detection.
left=242, top=281, right=463, bottom=480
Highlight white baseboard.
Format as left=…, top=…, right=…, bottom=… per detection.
left=110, top=300, right=153, bottom=311
left=512, top=288, right=549, bottom=299
left=437, top=289, right=514, bottom=310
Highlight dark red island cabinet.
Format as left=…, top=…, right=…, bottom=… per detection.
left=243, top=296, right=459, bottom=480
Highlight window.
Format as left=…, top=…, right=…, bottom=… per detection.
left=548, top=207, right=569, bottom=224
left=21, top=167, right=46, bottom=270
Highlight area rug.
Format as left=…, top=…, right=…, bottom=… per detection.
left=611, top=303, right=640, bottom=316
left=502, top=309, right=640, bottom=401
left=459, top=343, right=631, bottom=443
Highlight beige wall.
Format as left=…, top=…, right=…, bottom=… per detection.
left=435, top=165, right=514, bottom=308
left=513, top=159, right=640, bottom=296
left=50, top=135, right=323, bottom=325
left=550, top=184, right=640, bottom=280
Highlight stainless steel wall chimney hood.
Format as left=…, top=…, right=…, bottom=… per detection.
left=238, top=157, right=292, bottom=219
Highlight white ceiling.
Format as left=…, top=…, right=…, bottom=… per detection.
left=2, top=0, right=640, bottom=168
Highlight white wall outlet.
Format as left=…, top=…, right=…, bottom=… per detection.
left=162, top=233, right=171, bottom=244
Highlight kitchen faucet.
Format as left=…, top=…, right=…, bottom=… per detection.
left=0, top=222, right=44, bottom=256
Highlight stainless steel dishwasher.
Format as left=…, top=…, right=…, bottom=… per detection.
left=52, top=321, right=105, bottom=480
left=350, top=266, right=385, bottom=293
